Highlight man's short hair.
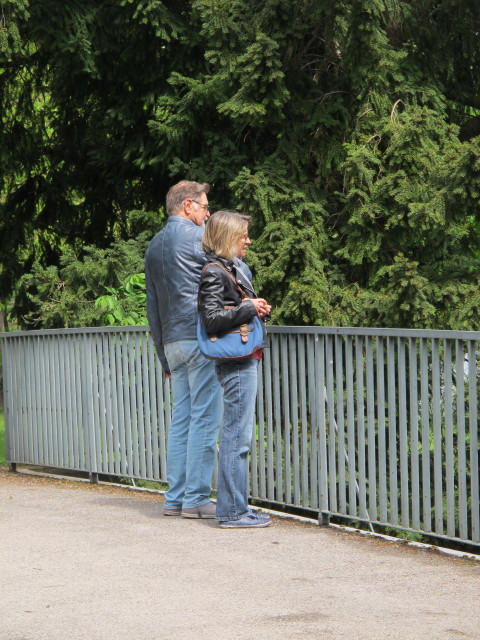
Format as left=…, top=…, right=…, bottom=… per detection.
left=166, top=180, right=210, bottom=216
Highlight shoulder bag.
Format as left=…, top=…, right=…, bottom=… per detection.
left=197, top=262, right=264, bottom=360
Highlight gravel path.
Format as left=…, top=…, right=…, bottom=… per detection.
left=1, top=468, right=479, bottom=640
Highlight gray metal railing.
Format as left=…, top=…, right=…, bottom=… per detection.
left=1, top=325, right=479, bottom=547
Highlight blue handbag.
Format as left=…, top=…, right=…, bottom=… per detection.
left=197, top=262, right=264, bottom=360
left=197, top=314, right=264, bottom=360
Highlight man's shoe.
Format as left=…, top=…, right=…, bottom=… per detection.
left=219, top=512, right=271, bottom=528
left=163, top=506, right=182, bottom=516
left=181, top=501, right=216, bottom=519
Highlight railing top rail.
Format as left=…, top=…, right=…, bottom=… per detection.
left=0, top=326, right=151, bottom=339
left=267, top=325, right=480, bottom=340
left=2, top=324, right=480, bottom=341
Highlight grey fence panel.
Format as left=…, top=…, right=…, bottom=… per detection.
left=263, top=345, right=275, bottom=501
left=420, top=338, right=431, bottom=532
left=444, top=340, right=455, bottom=538
left=337, top=335, right=347, bottom=514
left=272, top=335, right=283, bottom=503
left=2, top=325, right=480, bottom=546
left=456, top=340, right=467, bottom=540
left=146, top=336, right=159, bottom=480
left=398, top=337, right=409, bottom=529
left=345, top=336, right=356, bottom=517
left=316, top=336, right=328, bottom=511
left=355, top=336, right=367, bottom=520
left=409, top=338, right=420, bottom=530
left=432, top=340, right=443, bottom=534
left=468, top=341, right=480, bottom=541
left=366, top=336, right=377, bottom=522
left=299, top=335, right=309, bottom=505
left=387, top=337, right=398, bottom=526
left=325, top=335, right=337, bottom=513
left=305, top=335, right=313, bottom=505
left=377, top=337, right=388, bottom=523
left=280, top=336, right=288, bottom=502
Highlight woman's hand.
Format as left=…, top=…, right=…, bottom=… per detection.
left=251, top=297, right=271, bottom=318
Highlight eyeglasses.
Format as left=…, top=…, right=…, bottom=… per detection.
left=191, top=200, right=210, bottom=212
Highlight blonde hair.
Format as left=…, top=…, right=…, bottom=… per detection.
left=202, top=210, right=252, bottom=260
left=166, top=180, right=210, bottom=216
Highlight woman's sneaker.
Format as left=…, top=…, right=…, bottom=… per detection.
left=219, top=512, right=271, bottom=528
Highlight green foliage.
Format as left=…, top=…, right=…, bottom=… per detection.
left=95, top=273, right=147, bottom=326
left=19, top=230, right=151, bottom=328
left=2, top=0, right=480, bottom=329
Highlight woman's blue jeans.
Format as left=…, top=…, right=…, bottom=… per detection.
left=215, top=358, right=258, bottom=522
left=163, top=340, right=222, bottom=510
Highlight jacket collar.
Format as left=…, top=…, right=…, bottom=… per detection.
left=205, top=252, right=234, bottom=271
left=167, top=215, right=197, bottom=227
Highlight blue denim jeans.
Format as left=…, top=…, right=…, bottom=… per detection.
left=214, top=358, right=258, bottom=522
left=163, top=340, right=222, bottom=510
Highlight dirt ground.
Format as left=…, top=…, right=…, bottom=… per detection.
left=1, top=468, right=479, bottom=640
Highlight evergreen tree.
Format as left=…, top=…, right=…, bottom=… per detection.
left=2, top=0, right=480, bottom=329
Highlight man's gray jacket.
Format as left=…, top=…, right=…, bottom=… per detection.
left=145, top=216, right=207, bottom=374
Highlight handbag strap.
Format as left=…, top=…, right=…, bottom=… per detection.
left=202, top=261, right=248, bottom=300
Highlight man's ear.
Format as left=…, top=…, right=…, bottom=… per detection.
left=184, top=198, right=193, bottom=218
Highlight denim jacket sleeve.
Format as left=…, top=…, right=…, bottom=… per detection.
left=145, top=262, right=171, bottom=374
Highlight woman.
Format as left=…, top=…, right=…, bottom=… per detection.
left=198, top=210, right=272, bottom=528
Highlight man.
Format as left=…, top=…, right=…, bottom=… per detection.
left=145, top=180, right=222, bottom=518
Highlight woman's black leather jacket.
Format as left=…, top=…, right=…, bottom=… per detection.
left=198, top=253, right=267, bottom=346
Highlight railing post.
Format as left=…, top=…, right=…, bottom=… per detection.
left=318, top=511, right=330, bottom=527
left=82, top=334, right=99, bottom=480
